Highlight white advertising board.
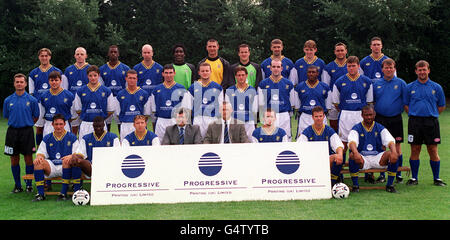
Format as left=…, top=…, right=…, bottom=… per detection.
left=90, top=142, right=331, bottom=206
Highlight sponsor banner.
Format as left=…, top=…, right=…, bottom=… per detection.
left=90, top=142, right=331, bottom=205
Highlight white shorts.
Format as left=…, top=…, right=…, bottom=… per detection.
left=71, top=117, right=82, bottom=127
left=106, top=97, right=120, bottom=125
left=43, top=120, right=71, bottom=137
left=361, top=152, right=387, bottom=170
left=79, top=121, right=107, bottom=140
left=193, top=115, right=216, bottom=139
left=34, top=114, right=45, bottom=128
left=155, top=117, right=176, bottom=142
left=276, top=112, right=291, bottom=139
left=45, top=160, right=62, bottom=178
left=297, top=113, right=327, bottom=137
left=327, top=104, right=339, bottom=121
left=120, top=122, right=135, bottom=140
left=338, top=110, right=362, bottom=142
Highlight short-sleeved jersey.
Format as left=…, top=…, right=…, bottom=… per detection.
left=260, top=56, right=295, bottom=79
left=78, top=131, right=119, bottom=162
left=173, top=63, right=196, bottom=89
left=360, top=54, right=390, bottom=80
left=123, top=130, right=158, bottom=146
left=293, top=56, right=326, bottom=85
left=348, top=121, right=395, bottom=156
left=133, top=61, right=163, bottom=95
left=225, top=85, right=258, bottom=122
left=299, top=125, right=343, bottom=155
left=258, top=77, right=294, bottom=113
left=332, top=74, right=373, bottom=111
left=116, top=87, right=150, bottom=123
left=99, top=62, right=130, bottom=96
left=37, top=131, right=78, bottom=165
left=252, top=127, right=287, bottom=143
left=39, top=89, right=75, bottom=121
left=28, top=65, right=64, bottom=100
left=294, top=80, right=330, bottom=114
left=204, top=58, right=226, bottom=85
left=405, top=79, right=446, bottom=118
left=151, top=82, right=186, bottom=119
left=64, top=63, right=91, bottom=95
left=3, top=92, right=40, bottom=128
left=74, top=83, right=114, bottom=122
left=373, top=76, right=407, bottom=117
left=185, top=80, right=223, bottom=118
left=322, top=60, right=348, bottom=90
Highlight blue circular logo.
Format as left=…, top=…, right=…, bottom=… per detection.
left=199, top=152, right=222, bottom=176
left=276, top=150, right=300, bottom=174
left=122, top=154, right=145, bottom=178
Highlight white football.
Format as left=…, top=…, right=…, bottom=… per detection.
left=332, top=183, right=350, bottom=199
left=72, top=189, right=90, bottom=205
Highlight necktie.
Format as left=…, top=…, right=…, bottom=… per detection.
left=179, top=127, right=185, bottom=145
left=223, top=122, right=230, bottom=143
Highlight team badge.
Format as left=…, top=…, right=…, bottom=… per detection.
left=70, top=72, right=73, bottom=75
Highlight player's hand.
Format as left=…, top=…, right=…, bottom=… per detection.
left=334, top=154, right=343, bottom=165
left=61, top=155, right=73, bottom=165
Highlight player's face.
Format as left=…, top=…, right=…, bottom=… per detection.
left=206, top=41, right=219, bottom=58
left=93, top=121, right=105, bottom=136
left=334, top=45, right=347, bottom=60
left=306, top=68, right=319, bottom=82
left=312, top=111, right=324, bottom=126
left=415, top=65, right=430, bottom=81
left=49, top=77, right=61, bottom=90
left=162, top=69, right=175, bottom=83
left=108, top=47, right=119, bottom=61
left=142, top=46, right=153, bottom=62
left=382, top=64, right=396, bottom=80
left=370, top=40, right=382, bottom=54
left=270, top=61, right=282, bottom=77
left=235, top=70, right=248, bottom=86
left=238, top=47, right=250, bottom=62
left=198, top=66, right=211, bottom=81
left=38, top=51, right=51, bottom=66
left=133, top=118, right=147, bottom=132
left=174, top=47, right=185, bottom=63
left=303, top=47, right=317, bottom=58
left=52, top=119, right=66, bottom=134
left=126, top=73, right=138, bottom=88
left=176, top=113, right=187, bottom=127
left=88, top=71, right=100, bottom=85
left=264, top=111, right=276, bottom=126
left=270, top=44, right=283, bottom=56
left=347, top=62, right=359, bottom=76
left=74, top=48, right=87, bottom=63
left=362, top=109, right=375, bottom=125
left=14, top=77, right=27, bottom=91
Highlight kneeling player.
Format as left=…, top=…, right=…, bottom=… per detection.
left=297, top=106, right=344, bottom=186
left=252, top=108, right=288, bottom=143
left=122, top=115, right=160, bottom=146
left=347, top=106, right=398, bottom=193
left=32, top=114, right=79, bottom=201
left=71, top=116, right=120, bottom=191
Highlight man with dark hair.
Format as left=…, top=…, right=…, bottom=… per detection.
left=162, top=108, right=202, bottom=145
left=122, top=115, right=160, bottom=147
left=360, top=37, right=392, bottom=80
left=197, top=39, right=233, bottom=89
left=230, top=44, right=263, bottom=88
left=260, top=39, right=295, bottom=81
left=172, top=43, right=196, bottom=89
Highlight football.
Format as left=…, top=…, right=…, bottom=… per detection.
left=72, top=189, right=90, bottom=205
left=332, top=183, right=350, bottom=199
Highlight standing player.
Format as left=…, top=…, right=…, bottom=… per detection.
left=252, top=108, right=288, bottom=143
left=182, top=62, right=224, bottom=138
left=258, top=59, right=295, bottom=140
left=122, top=115, right=160, bottom=147
left=294, top=65, right=331, bottom=135
left=150, top=64, right=186, bottom=141
left=405, top=60, right=446, bottom=186
left=197, top=39, right=233, bottom=90
left=322, top=42, right=349, bottom=132
left=28, top=48, right=64, bottom=146
left=32, top=114, right=79, bottom=201
left=73, top=65, right=115, bottom=140
left=37, top=71, right=76, bottom=137
left=291, top=40, right=326, bottom=86
left=230, top=44, right=263, bottom=88
left=297, top=106, right=344, bottom=186
left=99, top=45, right=130, bottom=132
left=347, top=106, right=399, bottom=193
left=260, top=39, right=295, bottom=81
left=172, top=44, right=196, bottom=89
left=4, top=73, right=40, bottom=193
left=116, top=69, right=152, bottom=140
left=225, top=66, right=258, bottom=139
left=373, top=59, right=407, bottom=183
left=360, top=37, right=392, bottom=80
left=63, top=47, right=91, bottom=134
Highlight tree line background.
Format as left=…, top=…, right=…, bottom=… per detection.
left=1, top=0, right=449, bottom=104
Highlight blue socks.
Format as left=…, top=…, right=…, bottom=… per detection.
left=430, top=160, right=440, bottom=180
left=34, top=169, right=45, bottom=196
left=60, top=168, right=72, bottom=195
left=410, top=159, right=420, bottom=180
left=330, top=162, right=343, bottom=186
left=349, top=159, right=360, bottom=186
left=387, top=161, right=399, bottom=186
left=72, top=167, right=82, bottom=192
left=396, top=154, right=403, bottom=177
left=11, top=165, right=21, bottom=188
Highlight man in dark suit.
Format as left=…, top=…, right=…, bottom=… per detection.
left=203, top=102, right=250, bottom=144
left=162, top=108, right=202, bottom=145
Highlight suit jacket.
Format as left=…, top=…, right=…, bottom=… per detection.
left=162, top=124, right=202, bottom=145
left=203, top=119, right=250, bottom=144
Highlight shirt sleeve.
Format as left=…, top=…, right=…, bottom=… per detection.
left=330, top=133, right=344, bottom=153
left=347, top=129, right=359, bottom=147
left=380, top=128, right=395, bottom=147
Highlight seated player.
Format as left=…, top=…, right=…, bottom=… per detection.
left=252, top=108, right=288, bottom=143
left=347, top=105, right=398, bottom=193
left=32, top=114, right=79, bottom=202
left=296, top=106, right=344, bottom=186
left=122, top=115, right=160, bottom=147
left=71, top=116, right=120, bottom=191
